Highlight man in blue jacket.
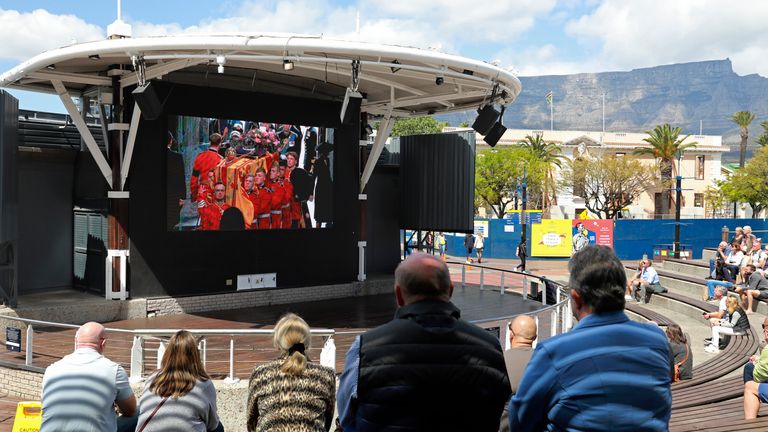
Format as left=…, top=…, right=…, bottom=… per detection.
left=509, top=245, right=673, bottom=431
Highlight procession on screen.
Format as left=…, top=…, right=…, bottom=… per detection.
left=168, top=115, right=334, bottom=231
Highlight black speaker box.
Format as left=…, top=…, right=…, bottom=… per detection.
left=471, top=105, right=499, bottom=135
left=132, top=83, right=163, bottom=120
left=483, top=122, right=507, bottom=147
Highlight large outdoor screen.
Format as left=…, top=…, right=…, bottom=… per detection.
left=166, top=116, right=334, bottom=231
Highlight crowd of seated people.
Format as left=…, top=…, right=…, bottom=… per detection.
left=41, top=246, right=768, bottom=431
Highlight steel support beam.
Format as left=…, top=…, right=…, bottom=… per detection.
left=360, top=114, right=394, bottom=192
left=120, top=103, right=141, bottom=190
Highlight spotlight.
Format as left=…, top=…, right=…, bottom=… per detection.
left=283, top=59, right=294, bottom=71
left=46, top=64, right=55, bottom=70
left=435, top=75, right=444, bottom=86
left=88, top=54, right=100, bottom=61
left=216, top=55, right=226, bottom=74
left=483, top=105, right=507, bottom=147
left=132, top=81, right=163, bottom=121
left=340, top=87, right=363, bottom=123
left=471, top=105, right=500, bottom=135
left=390, top=59, right=401, bottom=74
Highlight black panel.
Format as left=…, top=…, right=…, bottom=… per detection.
left=127, top=83, right=361, bottom=297
left=0, top=91, right=17, bottom=243
left=365, top=166, right=401, bottom=275
left=400, top=132, right=475, bottom=232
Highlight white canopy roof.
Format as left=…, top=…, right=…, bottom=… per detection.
left=0, top=33, right=521, bottom=117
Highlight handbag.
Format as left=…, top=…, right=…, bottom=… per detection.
left=673, top=344, right=689, bottom=382
left=137, top=396, right=169, bottom=432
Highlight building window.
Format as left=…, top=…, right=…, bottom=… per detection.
left=694, top=193, right=704, bottom=207
left=696, top=155, right=705, bottom=180
left=615, top=152, right=625, bottom=158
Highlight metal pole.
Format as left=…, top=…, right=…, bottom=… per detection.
left=480, top=267, right=484, bottom=290
left=674, top=175, right=682, bottom=258
left=224, top=337, right=240, bottom=384
left=461, top=263, right=466, bottom=289
left=500, top=271, right=505, bottom=295
left=25, top=325, right=33, bottom=366
left=521, top=165, right=527, bottom=247
left=602, top=92, right=605, bottom=133
left=550, top=93, right=554, bottom=131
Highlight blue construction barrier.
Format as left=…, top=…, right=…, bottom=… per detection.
left=411, top=218, right=768, bottom=261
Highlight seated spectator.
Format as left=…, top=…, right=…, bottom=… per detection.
left=706, top=258, right=734, bottom=300
left=666, top=324, right=692, bottom=381
left=724, top=240, right=745, bottom=283
left=743, top=225, right=757, bottom=253
left=732, top=226, right=744, bottom=246
left=737, top=264, right=768, bottom=314
left=41, top=322, right=137, bottom=432
left=744, top=317, right=768, bottom=419
left=509, top=246, right=671, bottom=431
left=136, top=330, right=223, bottom=432
left=703, top=286, right=730, bottom=328
left=740, top=240, right=766, bottom=282
left=629, top=259, right=664, bottom=303
left=705, top=297, right=750, bottom=353
left=247, top=313, right=335, bottom=432
left=708, top=241, right=731, bottom=279
left=625, top=259, right=644, bottom=300
left=338, top=253, right=510, bottom=432
left=499, top=315, right=538, bottom=432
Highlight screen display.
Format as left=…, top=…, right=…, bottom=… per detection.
left=166, top=116, right=334, bottom=231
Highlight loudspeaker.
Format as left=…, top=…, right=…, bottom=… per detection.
left=471, top=105, right=500, bottom=135
left=484, top=122, right=507, bottom=147
left=132, top=83, right=163, bottom=120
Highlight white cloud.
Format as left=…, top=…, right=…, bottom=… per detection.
left=0, top=8, right=103, bottom=61
left=564, top=0, right=768, bottom=76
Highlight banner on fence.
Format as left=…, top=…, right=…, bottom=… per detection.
left=572, top=219, right=614, bottom=253
left=532, top=219, right=572, bottom=257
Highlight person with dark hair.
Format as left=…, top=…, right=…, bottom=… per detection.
left=515, top=239, right=527, bottom=272
left=136, top=330, right=223, bottom=432
left=464, top=232, right=475, bottom=262
left=338, top=253, right=510, bottom=432
left=737, top=264, right=768, bottom=314
left=666, top=324, right=692, bottom=381
left=509, top=245, right=672, bottom=432
left=198, top=182, right=230, bottom=231
left=247, top=313, right=335, bottom=432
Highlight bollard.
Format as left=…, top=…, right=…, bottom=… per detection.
left=500, top=271, right=505, bottom=295
left=129, top=336, right=144, bottom=383
left=461, top=264, right=466, bottom=289
left=224, top=338, right=240, bottom=384
left=480, top=267, right=485, bottom=290
left=25, top=325, right=33, bottom=366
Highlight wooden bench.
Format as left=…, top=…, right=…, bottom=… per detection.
left=625, top=302, right=677, bottom=326
left=670, top=397, right=768, bottom=431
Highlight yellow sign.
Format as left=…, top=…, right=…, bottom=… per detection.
left=12, top=401, right=41, bottom=432
left=531, top=220, right=572, bottom=257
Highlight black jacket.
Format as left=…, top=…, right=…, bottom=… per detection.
left=356, top=300, right=511, bottom=432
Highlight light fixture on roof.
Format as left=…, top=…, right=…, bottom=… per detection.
left=88, top=54, right=101, bottom=61
left=46, top=64, right=55, bottom=70
left=283, top=59, right=294, bottom=71
left=340, top=60, right=363, bottom=122
left=390, top=59, right=401, bottom=74
left=484, top=105, right=507, bottom=147
left=216, top=55, right=226, bottom=74
left=435, top=74, right=444, bottom=86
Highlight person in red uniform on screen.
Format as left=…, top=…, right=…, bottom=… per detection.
left=268, top=163, right=287, bottom=229
left=285, top=151, right=301, bottom=228
left=196, top=170, right=216, bottom=206
left=279, top=160, right=294, bottom=229
left=190, top=133, right=223, bottom=204
left=246, top=169, right=273, bottom=230
left=198, top=182, right=230, bottom=231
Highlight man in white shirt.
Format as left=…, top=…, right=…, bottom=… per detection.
left=41, top=322, right=137, bottom=432
left=630, top=259, right=663, bottom=303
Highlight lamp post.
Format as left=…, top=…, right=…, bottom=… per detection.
left=521, top=164, right=528, bottom=246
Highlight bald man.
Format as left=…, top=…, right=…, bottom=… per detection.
left=505, top=315, right=538, bottom=394
left=338, top=253, right=511, bottom=432
left=41, top=322, right=137, bottom=432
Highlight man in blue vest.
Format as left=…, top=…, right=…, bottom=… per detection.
left=509, top=245, right=673, bottom=431
left=337, top=252, right=510, bottom=432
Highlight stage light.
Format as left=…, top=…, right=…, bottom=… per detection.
left=216, top=55, right=226, bottom=74
left=132, top=82, right=163, bottom=121
left=390, top=59, right=401, bottom=74
left=46, top=64, right=55, bottom=70
left=340, top=87, right=363, bottom=123
left=483, top=105, right=507, bottom=147
left=435, top=75, right=444, bottom=86
left=472, top=105, right=500, bottom=135
left=283, top=59, right=294, bottom=71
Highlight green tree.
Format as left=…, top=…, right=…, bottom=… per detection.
left=474, top=147, right=546, bottom=218
left=703, top=185, right=728, bottom=218
left=756, top=120, right=768, bottom=147
left=560, top=156, right=655, bottom=219
left=731, top=110, right=755, bottom=167
left=633, top=124, right=697, bottom=217
left=385, top=116, right=448, bottom=137
left=720, top=146, right=768, bottom=216
left=518, top=134, right=566, bottom=217
left=459, top=121, right=470, bottom=128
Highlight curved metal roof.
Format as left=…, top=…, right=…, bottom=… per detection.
left=0, top=33, right=521, bottom=117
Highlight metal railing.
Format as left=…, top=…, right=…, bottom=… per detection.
left=0, top=315, right=336, bottom=383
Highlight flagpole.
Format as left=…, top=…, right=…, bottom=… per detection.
left=550, top=92, right=554, bottom=131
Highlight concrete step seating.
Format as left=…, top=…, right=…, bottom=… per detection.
left=663, top=258, right=711, bottom=279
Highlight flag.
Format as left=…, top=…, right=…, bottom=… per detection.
left=545, top=91, right=553, bottom=105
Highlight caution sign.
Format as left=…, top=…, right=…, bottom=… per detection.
left=6, top=327, right=20, bottom=352
left=11, top=401, right=41, bottom=432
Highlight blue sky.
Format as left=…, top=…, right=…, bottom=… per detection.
left=1, top=0, right=767, bottom=113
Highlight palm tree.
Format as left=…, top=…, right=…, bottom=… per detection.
left=519, top=134, right=566, bottom=217
left=732, top=111, right=755, bottom=167
left=633, top=124, right=697, bottom=218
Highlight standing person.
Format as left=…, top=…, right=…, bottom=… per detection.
left=509, top=246, right=672, bottom=431
left=475, top=232, right=486, bottom=263
left=464, top=232, right=475, bottom=262
left=338, top=253, right=511, bottom=432
left=425, top=232, right=434, bottom=255
left=190, top=133, right=224, bottom=206
left=41, top=322, right=137, bottom=432
left=437, top=232, right=447, bottom=259
left=666, top=324, right=692, bottom=381
left=515, top=239, right=527, bottom=272
left=198, top=182, right=230, bottom=231
left=136, top=330, right=223, bottom=432
left=312, top=142, right=333, bottom=228
left=247, top=313, right=335, bottom=432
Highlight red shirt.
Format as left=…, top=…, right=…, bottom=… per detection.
left=190, top=149, right=223, bottom=202
left=198, top=201, right=230, bottom=230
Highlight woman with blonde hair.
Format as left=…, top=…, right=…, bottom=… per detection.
left=135, top=330, right=223, bottom=432
left=247, top=313, right=335, bottom=432
left=705, top=297, right=751, bottom=354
